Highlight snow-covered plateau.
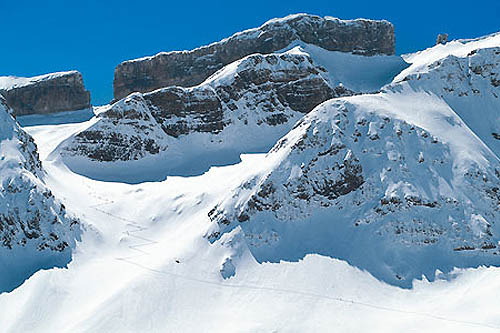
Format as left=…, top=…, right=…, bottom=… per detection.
left=0, top=19, right=500, bottom=333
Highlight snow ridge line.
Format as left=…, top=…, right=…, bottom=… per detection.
left=117, top=259, right=500, bottom=331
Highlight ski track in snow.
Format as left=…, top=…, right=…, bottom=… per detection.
left=89, top=198, right=158, bottom=261
left=86, top=194, right=500, bottom=331
left=116, top=257, right=500, bottom=331
left=0, top=104, right=498, bottom=333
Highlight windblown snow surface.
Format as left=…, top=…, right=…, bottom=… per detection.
left=0, top=35, right=500, bottom=333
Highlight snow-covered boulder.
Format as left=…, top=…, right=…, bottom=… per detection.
left=0, top=95, right=81, bottom=293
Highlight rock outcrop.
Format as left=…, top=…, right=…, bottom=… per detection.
left=113, top=14, right=395, bottom=100
left=61, top=51, right=352, bottom=181
left=0, top=95, right=81, bottom=293
left=0, top=71, right=91, bottom=116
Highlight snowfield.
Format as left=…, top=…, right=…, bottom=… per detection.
left=0, top=120, right=498, bottom=332
left=1, top=28, right=500, bottom=333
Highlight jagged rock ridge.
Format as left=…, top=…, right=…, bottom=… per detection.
left=113, top=13, right=395, bottom=99
left=0, top=71, right=91, bottom=116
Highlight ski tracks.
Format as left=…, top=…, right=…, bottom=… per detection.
left=87, top=190, right=158, bottom=261
left=84, top=188, right=500, bottom=331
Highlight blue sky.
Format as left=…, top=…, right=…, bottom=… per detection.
left=3, top=0, right=500, bottom=105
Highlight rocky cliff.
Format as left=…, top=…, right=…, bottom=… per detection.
left=0, top=95, right=81, bottom=293
left=61, top=50, right=356, bottom=181
left=113, top=14, right=395, bottom=100
left=0, top=71, right=91, bottom=116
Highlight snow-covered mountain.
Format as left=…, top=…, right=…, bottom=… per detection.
left=207, top=88, right=500, bottom=286
left=0, top=95, right=81, bottom=293
left=2, top=14, right=500, bottom=333
left=59, top=47, right=405, bottom=182
left=392, top=37, right=500, bottom=157
left=205, top=32, right=500, bottom=287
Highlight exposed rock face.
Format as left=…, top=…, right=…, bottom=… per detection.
left=142, top=52, right=345, bottom=138
left=0, top=95, right=81, bottom=292
left=61, top=51, right=351, bottom=176
left=0, top=71, right=91, bottom=116
left=113, top=13, right=395, bottom=100
left=69, top=93, right=168, bottom=163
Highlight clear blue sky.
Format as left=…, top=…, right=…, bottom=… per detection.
left=3, top=0, right=499, bottom=105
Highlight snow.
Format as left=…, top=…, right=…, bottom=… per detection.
left=0, top=118, right=499, bottom=331
left=0, top=71, right=79, bottom=90
left=395, top=32, right=500, bottom=83
left=1, top=25, right=500, bottom=333
left=0, top=96, right=80, bottom=293
left=283, top=42, right=409, bottom=92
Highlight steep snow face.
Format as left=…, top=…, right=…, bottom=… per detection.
left=59, top=52, right=351, bottom=182
left=0, top=96, right=80, bottom=293
left=395, top=32, right=500, bottom=83
left=285, top=43, right=409, bottom=92
left=207, top=89, right=500, bottom=287
left=392, top=45, right=500, bottom=157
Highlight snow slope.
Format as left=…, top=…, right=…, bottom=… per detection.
left=208, top=87, right=500, bottom=287
left=0, top=118, right=499, bottom=332
left=395, top=32, right=500, bottom=83
left=392, top=36, right=500, bottom=157
left=0, top=95, right=81, bottom=293
left=285, top=42, right=409, bottom=92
